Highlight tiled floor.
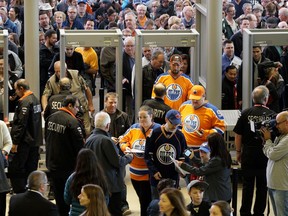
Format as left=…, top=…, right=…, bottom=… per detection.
left=103, top=172, right=274, bottom=216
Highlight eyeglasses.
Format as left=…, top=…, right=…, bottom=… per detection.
left=276, top=120, right=287, bottom=126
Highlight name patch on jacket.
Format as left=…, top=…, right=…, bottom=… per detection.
left=51, top=101, right=62, bottom=110
left=33, top=104, right=42, bottom=113
left=47, top=121, right=66, bottom=134
left=153, top=109, right=166, bottom=119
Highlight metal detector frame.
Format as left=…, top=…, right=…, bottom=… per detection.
left=242, top=29, right=288, bottom=109
left=59, top=29, right=123, bottom=108
left=134, top=29, right=200, bottom=121
left=0, top=30, right=9, bottom=121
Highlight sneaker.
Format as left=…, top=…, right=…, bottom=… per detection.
left=122, top=206, right=131, bottom=216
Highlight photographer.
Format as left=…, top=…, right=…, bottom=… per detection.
left=262, top=111, right=288, bottom=216
left=258, top=61, right=284, bottom=113
left=233, top=85, right=275, bottom=216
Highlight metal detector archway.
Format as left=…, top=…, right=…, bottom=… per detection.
left=242, top=29, right=288, bottom=109
left=134, top=29, right=200, bottom=120
left=0, top=30, right=9, bottom=121
left=60, top=29, right=123, bottom=108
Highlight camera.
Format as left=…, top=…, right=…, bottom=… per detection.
left=254, top=113, right=278, bottom=138
left=261, top=119, right=277, bottom=131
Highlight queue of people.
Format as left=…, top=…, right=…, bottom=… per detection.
left=3, top=81, right=287, bottom=216
left=0, top=0, right=287, bottom=216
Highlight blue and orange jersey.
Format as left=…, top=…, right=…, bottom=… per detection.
left=152, top=72, right=194, bottom=110
left=179, top=101, right=225, bottom=147
left=120, top=123, right=161, bottom=181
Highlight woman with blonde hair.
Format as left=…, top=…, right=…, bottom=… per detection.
left=168, top=16, right=181, bottom=28
left=182, top=5, right=195, bottom=29
left=53, top=11, right=66, bottom=40
left=174, top=0, right=183, bottom=18
left=78, top=184, right=110, bottom=216
left=158, top=13, right=170, bottom=30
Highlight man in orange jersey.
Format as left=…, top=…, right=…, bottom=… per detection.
left=152, top=54, right=194, bottom=110
left=179, top=85, right=225, bottom=149
left=179, top=85, right=225, bottom=183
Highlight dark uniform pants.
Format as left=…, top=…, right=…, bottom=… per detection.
left=240, top=169, right=267, bottom=216
left=8, top=145, right=39, bottom=193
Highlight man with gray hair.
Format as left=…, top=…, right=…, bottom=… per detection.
left=136, top=4, right=148, bottom=28
left=85, top=112, right=133, bottom=215
left=140, top=49, right=165, bottom=102
left=234, top=85, right=275, bottom=216
left=9, top=170, right=58, bottom=216
left=62, top=5, right=84, bottom=29
left=124, top=12, right=137, bottom=36
left=123, top=36, right=135, bottom=121
left=278, top=7, right=288, bottom=23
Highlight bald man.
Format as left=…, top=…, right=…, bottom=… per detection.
left=43, top=77, right=72, bottom=120
left=42, top=61, right=94, bottom=136
left=262, top=111, right=288, bottom=216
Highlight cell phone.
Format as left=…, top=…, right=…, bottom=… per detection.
left=184, top=149, right=192, bottom=157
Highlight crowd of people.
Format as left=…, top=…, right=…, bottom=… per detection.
left=0, top=0, right=287, bottom=216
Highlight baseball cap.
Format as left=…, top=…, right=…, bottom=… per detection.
left=189, top=85, right=205, bottom=100
left=187, top=180, right=209, bottom=192
left=165, top=109, right=181, bottom=126
left=258, top=61, right=277, bottom=69
left=266, top=17, right=279, bottom=28
left=170, top=54, right=182, bottom=65
left=199, top=142, right=210, bottom=153
left=78, top=0, right=87, bottom=4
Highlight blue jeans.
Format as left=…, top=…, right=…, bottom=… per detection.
left=268, top=188, right=288, bottom=216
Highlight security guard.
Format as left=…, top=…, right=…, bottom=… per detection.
left=45, top=95, right=84, bottom=216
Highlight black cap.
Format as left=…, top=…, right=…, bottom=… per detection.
left=258, top=61, right=277, bottom=69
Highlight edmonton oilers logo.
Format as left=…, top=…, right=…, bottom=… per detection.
left=157, top=143, right=176, bottom=165
left=166, top=84, right=182, bottom=101
left=132, top=139, right=146, bottom=158
left=183, top=114, right=200, bottom=133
